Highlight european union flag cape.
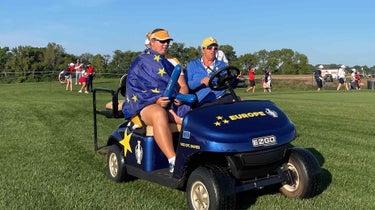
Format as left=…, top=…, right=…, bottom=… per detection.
left=123, top=49, right=179, bottom=119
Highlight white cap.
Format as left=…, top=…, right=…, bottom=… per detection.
left=340, top=65, right=345, bottom=68
left=352, top=68, right=356, bottom=72
left=69, top=63, right=74, bottom=66
left=144, top=39, right=150, bottom=46
left=318, top=65, right=324, bottom=69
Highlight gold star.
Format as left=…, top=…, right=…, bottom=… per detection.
left=132, top=94, right=138, bottom=102
left=214, top=121, right=221, bottom=126
left=154, top=55, right=161, bottom=62
left=216, top=116, right=223, bottom=120
left=151, top=88, right=160, bottom=93
left=223, top=119, right=229, bottom=124
left=158, top=68, right=166, bottom=76
left=119, top=128, right=133, bottom=157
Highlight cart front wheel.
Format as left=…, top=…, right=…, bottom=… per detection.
left=186, top=165, right=236, bottom=210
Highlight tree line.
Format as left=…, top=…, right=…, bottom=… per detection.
left=1, top=42, right=374, bottom=83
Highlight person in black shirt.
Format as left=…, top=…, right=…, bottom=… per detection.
left=314, top=65, right=324, bottom=92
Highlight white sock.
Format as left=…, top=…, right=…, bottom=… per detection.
left=168, top=156, right=176, bottom=164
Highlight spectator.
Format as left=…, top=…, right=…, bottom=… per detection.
left=216, top=49, right=228, bottom=64
left=86, top=63, right=95, bottom=92
left=185, top=37, right=230, bottom=107
left=246, top=66, right=256, bottom=93
left=123, top=28, right=189, bottom=173
left=263, top=68, right=272, bottom=93
left=314, top=65, right=324, bottom=92
left=350, top=68, right=357, bottom=90
left=65, top=63, right=74, bottom=92
left=351, top=68, right=361, bottom=90
left=58, top=69, right=68, bottom=84
left=355, top=70, right=361, bottom=90
left=336, top=65, right=349, bottom=91
left=74, top=59, right=83, bottom=85
left=78, top=69, right=89, bottom=94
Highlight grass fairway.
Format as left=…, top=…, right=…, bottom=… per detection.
left=1, top=79, right=374, bottom=209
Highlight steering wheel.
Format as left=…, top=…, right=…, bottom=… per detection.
left=208, top=66, right=240, bottom=91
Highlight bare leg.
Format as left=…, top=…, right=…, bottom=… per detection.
left=140, top=104, right=175, bottom=159
left=168, top=109, right=182, bottom=125
left=337, top=83, right=341, bottom=91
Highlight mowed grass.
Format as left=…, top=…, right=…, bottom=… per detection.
left=0, top=78, right=374, bottom=210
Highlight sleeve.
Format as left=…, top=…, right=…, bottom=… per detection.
left=186, top=60, right=205, bottom=90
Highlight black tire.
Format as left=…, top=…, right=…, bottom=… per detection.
left=186, top=165, right=236, bottom=210
left=280, top=147, right=322, bottom=198
left=106, top=144, right=129, bottom=182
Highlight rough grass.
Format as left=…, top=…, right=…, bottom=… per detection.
left=1, top=78, right=374, bottom=209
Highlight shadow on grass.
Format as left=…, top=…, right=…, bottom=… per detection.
left=236, top=185, right=279, bottom=209
left=235, top=147, right=332, bottom=209
left=307, top=147, right=332, bottom=195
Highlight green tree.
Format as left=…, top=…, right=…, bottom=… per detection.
left=108, top=50, right=140, bottom=75
left=235, top=53, right=258, bottom=72
left=219, top=45, right=236, bottom=64
left=92, top=54, right=105, bottom=76
left=255, top=50, right=269, bottom=71
left=79, top=53, right=94, bottom=64
left=6, top=46, right=44, bottom=82
left=0, top=47, right=11, bottom=80
left=44, top=42, right=65, bottom=71
left=168, top=42, right=185, bottom=64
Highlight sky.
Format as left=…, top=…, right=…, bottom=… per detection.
left=1, top=0, right=374, bottom=67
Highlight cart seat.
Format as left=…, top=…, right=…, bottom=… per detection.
left=106, top=100, right=181, bottom=136
left=106, top=100, right=124, bottom=111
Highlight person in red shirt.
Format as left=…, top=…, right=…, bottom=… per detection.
left=78, top=69, right=89, bottom=94
left=65, top=63, right=74, bottom=92
left=355, top=70, right=361, bottom=90
left=246, top=66, right=256, bottom=93
left=86, top=63, right=95, bottom=92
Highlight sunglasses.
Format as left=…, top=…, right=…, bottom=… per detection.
left=155, top=39, right=171, bottom=44
left=204, top=46, right=218, bottom=50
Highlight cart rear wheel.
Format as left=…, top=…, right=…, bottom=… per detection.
left=107, top=144, right=129, bottom=182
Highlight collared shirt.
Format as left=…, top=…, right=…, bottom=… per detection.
left=201, top=57, right=216, bottom=76
left=186, top=57, right=227, bottom=106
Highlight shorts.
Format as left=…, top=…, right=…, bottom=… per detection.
left=338, top=78, right=345, bottom=84
left=351, top=81, right=358, bottom=88
left=263, top=81, right=271, bottom=89
left=316, top=79, right=323, bottom=88
left=249, top=80, right=255, bottom=87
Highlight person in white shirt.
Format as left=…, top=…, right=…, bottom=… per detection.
left=74, top=59, right=83, bottom=85
left=336, top=65, right=349, bottom=91
left=216, top=50, right=228, bottom=64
